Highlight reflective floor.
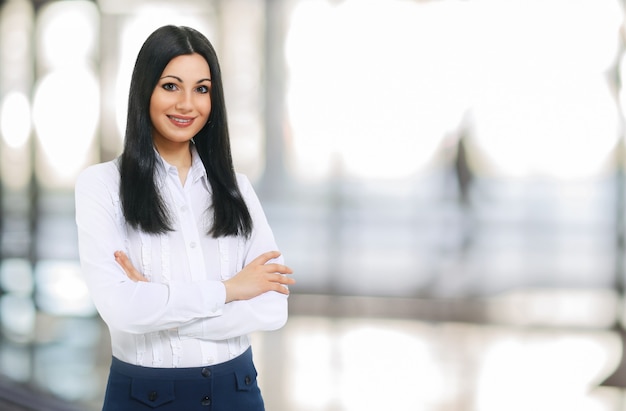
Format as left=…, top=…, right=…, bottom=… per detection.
left=260, top=314, right=616, bottom=411
left=2, top=291, right=626, bottom=411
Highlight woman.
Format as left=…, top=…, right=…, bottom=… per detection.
left=75, top=25, right=294, bottom=410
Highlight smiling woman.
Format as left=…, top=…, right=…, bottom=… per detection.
left=75, top=25, right=294, bottom=411
left=149, top=54, right=213, bottom=183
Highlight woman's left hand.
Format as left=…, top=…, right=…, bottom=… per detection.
left=114, top=251, right=148, bottom=282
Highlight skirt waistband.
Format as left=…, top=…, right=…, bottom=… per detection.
left=110, top=347, right=253, bottom=380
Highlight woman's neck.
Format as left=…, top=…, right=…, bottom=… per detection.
left=154, top=141, right=192, bottom=185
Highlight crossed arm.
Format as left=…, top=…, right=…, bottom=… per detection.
left=114, top=249, right=295, bottom=303
left=77, top=165, right=294, bottom=336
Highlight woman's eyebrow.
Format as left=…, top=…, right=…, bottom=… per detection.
left=160, top=75, right=183, bottom=82
left=160, top=75, right=211, bottom=83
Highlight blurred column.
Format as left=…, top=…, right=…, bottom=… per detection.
left=213, top=0, right=265, bottom=180
left=0, top=0, right=35, bottom=262
left=33, top=0, right=100, bottom=190
left=601, top=0, right=626, bottom=391
left=259, top=0, right=290, bottom=195
left=0, top=0, right=36, bottom=319
left=31, top=0, right=100, bottom=317
left=0, top=0, right=37, bottom=384
left=98, top=7, right=124, bottom=163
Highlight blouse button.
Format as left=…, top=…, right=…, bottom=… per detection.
left=190, top=242, right=197, bottom=248
left=181, top=205, right=188, bottom=212
left=201, top=396, right=211, bottom=406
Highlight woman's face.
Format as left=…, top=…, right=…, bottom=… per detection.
left=150, top=53, right=212, bottom=149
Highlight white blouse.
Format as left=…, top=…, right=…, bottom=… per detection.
left=75, top=147, right=288, bottom=368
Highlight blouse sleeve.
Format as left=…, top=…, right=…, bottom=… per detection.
left=75, top=163, right=227, bottom=335
left=177, top=175, right=290, bottom=340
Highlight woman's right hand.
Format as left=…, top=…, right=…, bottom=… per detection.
left=114, top=250, right=148, bottom=282
left=223, top=251, right=295, bottom=303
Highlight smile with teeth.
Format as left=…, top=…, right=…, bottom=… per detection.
left=168, top=115, right=194, bottom=125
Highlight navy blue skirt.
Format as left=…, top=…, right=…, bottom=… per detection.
left=102, top=347, right=264, bottom=411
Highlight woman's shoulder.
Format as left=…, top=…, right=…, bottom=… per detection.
left=235, top=172, right=251, bottom=185
left=235, top=172, right=254, bottom=194
left=75, top=159, right=120, bottom=191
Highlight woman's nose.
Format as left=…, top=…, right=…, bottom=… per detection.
left=175, top=92, right=193, bottom=112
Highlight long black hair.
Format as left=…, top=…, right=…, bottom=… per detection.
left=119, top=25, right=252, bottom=238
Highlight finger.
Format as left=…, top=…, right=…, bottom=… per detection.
left=114, top=251, right=148, bottom=282
left=271, top=273, right=296, bottom=285
left=114, top=251, right=134, bottom=273
left=251, top=251, right=282, bottom=266
left=129, top=271, right=149, bottom=282
left=271, top=283, right=290, bottom=295
left=263, top=263, right=293, bottom=275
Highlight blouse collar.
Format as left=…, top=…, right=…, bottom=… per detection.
left=154, top=144, right=210, bottom=191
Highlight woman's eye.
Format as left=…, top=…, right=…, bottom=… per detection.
left=196, top=85, right=209, bottom=94
left=162, top=83, right=178, bottom=91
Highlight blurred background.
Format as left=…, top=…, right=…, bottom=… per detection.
left=1, top=0, right=626, bottom=409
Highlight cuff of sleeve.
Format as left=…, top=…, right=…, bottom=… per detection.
left=178, top=318, right=206, bottom=339
left=202, top=280, right=226, bottom=315
left=177, top=281, right=226, bottom=339
left=170, top=279, right=226, bottom=316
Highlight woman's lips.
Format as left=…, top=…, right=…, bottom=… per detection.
left=167, top=115, right=194, bottom=127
